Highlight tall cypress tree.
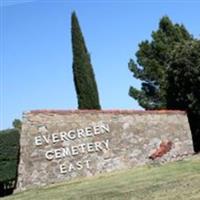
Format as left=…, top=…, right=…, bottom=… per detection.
left=71, top=11, right=101, bottom=109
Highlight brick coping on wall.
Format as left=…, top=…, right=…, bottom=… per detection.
left=27, top=109, right=186, bottom=115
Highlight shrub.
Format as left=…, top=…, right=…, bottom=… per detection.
left=0, top=129, right=20, bottom=196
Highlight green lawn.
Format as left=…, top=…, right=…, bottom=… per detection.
left=4, top=155, right=200, bottom=200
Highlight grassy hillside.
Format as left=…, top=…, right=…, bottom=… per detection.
left=4, top=155, right=200, bottom=200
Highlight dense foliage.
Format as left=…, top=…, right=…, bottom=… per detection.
left=167, top=40, right=200, bottom=152
left=129, top=16, right=200, bottom=152
left=0, top=129, right=20, bottom=196
left=71, top=11, right=101, bottom=109
left=129, top=16, right=192, bottom=109
left=12, top=119, right=22, bottom=130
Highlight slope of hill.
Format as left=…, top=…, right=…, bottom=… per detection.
left=4, top=155, right=200, bottom=200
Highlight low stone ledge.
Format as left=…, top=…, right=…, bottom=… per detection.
left=28, top=109, right=187, bottom=115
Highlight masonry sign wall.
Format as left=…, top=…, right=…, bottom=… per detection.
left=17, top=110, right=193, bottom=191
left=35, top=122, right=110, bottom=174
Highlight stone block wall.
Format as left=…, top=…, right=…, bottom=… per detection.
left=16, top=110, right=193, bottom=191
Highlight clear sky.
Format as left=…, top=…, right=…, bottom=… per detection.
left=1, top=0, right=200, bottom=130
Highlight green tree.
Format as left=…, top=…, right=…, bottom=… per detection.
left=71, top=11, right=101, bottom=109
left=167, top=40, right=200, bottom=152
left=12, top=119, right=22, bottom=130
left=129, top=16, right=192, bottom=109
left=129, top=16, right=200, bottom=152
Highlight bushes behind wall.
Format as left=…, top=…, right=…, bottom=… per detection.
left=0, top=129, right=20, bottom=196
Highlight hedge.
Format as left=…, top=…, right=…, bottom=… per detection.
left=0, top=129, right=20, bottom=196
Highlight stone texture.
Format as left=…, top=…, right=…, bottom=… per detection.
left=16, top=110, right=193, bottom=191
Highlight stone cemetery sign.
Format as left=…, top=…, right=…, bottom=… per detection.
left=17, top=110, right=193, bottom=191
